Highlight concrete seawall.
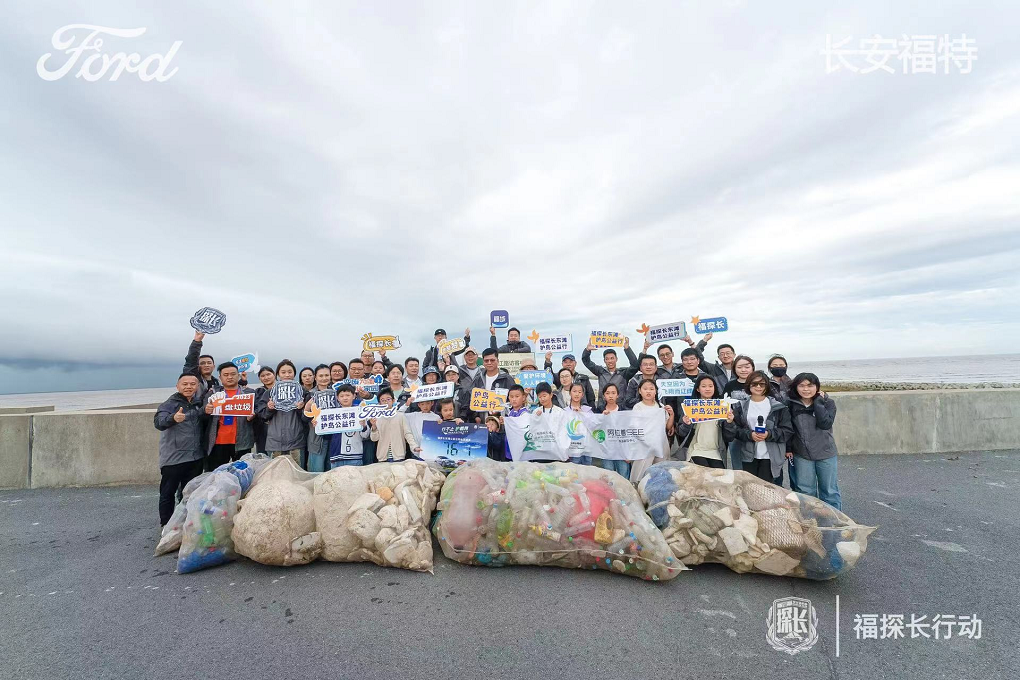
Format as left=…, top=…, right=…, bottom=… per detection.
left=1, top=389, right=1018, bottom=490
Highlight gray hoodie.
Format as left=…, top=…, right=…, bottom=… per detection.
left=256, top=388, right=310, bottom=452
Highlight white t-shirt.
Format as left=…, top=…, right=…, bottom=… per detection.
left=632, top=401, right=659, bottom=411
left=484, top=372, right=499, bottom=390
left=746, top=398, right=771, bottom=459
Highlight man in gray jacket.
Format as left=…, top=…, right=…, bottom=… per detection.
left=462, top=348, right=518, bottom=423
left=153, top=373, right=209, bottom=525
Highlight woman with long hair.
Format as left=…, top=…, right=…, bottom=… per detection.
left=786, top=372, right=841, bottom=510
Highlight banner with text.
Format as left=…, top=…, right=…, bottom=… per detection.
left=410, top=381, right=455, bottom=402
left=535, top=332, right=572, bottom=354
left=419, top=421, right=489, bottom=465
left=682, top=399, right=730, bottom=422
left=208, top=391, right=255, bottom=417
left=498, top=353, right=534, bottom=375
left=503, top=408, right=668, bottom=462
left=588, top=330, right=626, bottom=348
left=469, top=388, right=507, bottom=412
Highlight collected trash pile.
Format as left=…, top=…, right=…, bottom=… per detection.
left=229, top=457, right=445, bottom=572
left=433, top=459, right=684, bottom=581
left=153, top=454, right=270, bottom=574
left=638, top=462, right=875, bottom=579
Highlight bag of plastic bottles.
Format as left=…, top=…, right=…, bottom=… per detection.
left=638, top=462, right=876, bottom=579
left=433, top=459, right=684, bottom=581
left=176, top=471, right=244, bottom=574
left=313, top=459, right=446, bottom=572
left=154, top=471, right=210, bottom=556
left=155, top=454, right=270, bottom=558
left=232, top=456, right=323, bottom=567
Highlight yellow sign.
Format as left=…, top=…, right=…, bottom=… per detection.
left=588, top=330, right=625, bottom=348
left=437, top=337, right=466, bottom=356
left=682, top=399, right=730, bottom=423
left=469, top=388, right=507, bottom=412
left=498, top=353, right=535, bottom=375
left=361, top=333, right=401, bottom=352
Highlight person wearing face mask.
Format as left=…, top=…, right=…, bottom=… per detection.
left=767, top=354, right=792, bottom=400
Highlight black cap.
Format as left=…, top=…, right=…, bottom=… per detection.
left=434, top=328, right=446, bottom=336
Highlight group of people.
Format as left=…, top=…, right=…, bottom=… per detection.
left=153, top=325, right=842, bottom=526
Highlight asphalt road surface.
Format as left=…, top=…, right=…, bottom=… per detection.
left=2, top=451, right=1018, bottom=680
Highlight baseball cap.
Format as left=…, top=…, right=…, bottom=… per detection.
left=464, top=346, right=479, bottom=355
left=434, top=328, right=446, bottom=336
left=444, top=365, right=460, bottom=375
left=563, top=354, right=576, bottom=361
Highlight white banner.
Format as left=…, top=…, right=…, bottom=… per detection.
left=503, top=408, right=668, bottom=462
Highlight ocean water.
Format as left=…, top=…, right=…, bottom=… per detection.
left=0, top=354, right=1017, bottom=411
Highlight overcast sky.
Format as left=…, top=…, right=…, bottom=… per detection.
left=2, top=2, right=1018, bottom=394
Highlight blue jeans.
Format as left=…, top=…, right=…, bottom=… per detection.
left=790, top=456, right=841, bottom=511
left=602, top=459, right=631, bottom=478
left=727, top=441, right=743, bottom=470
left=569, top=455, right=592, bottom=466
left=330, top=458, right=363, bottom=467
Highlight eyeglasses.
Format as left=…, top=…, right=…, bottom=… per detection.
left=749, top=382, right=767, bottom=388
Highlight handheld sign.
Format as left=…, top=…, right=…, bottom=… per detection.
left=361, top=333, right=401, bottom=351
left=190, top=307, right=227, bottom=335
left=470, top=388, right=507, bottom=412
left=691, top=316, right=728, bottom=334
left=534, top=332, right=572, bottom=353
left=498, top=353, right=535, bottom=375
left=515, top=370, right=554, bottom=389
left=642, top=321, right=686, bottom=343
left=312, top=390, right=339, bottom=410
left=419, top=421, right=488, bottom=465
left=269, top=380, right=303, bottom=412
left=410, top=381, right=455, bottom=402
left=360, top=375, right=384, bottom=393
left=357, top=404, right=399, bottom=420
left=208, top=391, right=255, bottom=417
left=490, top=310, right=509, bottom=329
left=588, top=330, right=625, bottom=348
left=682, top=399, right=729, bottom=423
left=314, top=407, right=363, bottom=435
left=657, top=378, right=695, bottom=398
left=437, top=337, right=466, bottom=356
left=230, top=352, right=257, bottom=373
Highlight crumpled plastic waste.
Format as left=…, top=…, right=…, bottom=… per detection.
left=231, top=456, right=322, bottom=567
left=433, top=459, right=684, bottom=581
left=312, top=459, right=446, bottom=572
left=638, top=461, right=876, bottom=579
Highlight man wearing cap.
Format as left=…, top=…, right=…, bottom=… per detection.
left=451, top=345, right=482, bottom=388
left=544, top=352, right=596, bottom=406
left=423, top=327, right=471, bottom=371
left=489, top=326, right=531, bottom=353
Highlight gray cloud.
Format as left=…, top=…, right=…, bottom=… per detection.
left=1, top=2, right=1019, bottom=393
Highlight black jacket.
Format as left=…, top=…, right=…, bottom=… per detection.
left=462, top=370, right=518, bottom=423
left=786, top=396, right=838, bottom=461
left=423, top=334, right=471, bottom=370
left=183, top=339, right=221, bottom=397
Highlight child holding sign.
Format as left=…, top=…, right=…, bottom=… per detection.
left=677, top=376, right=732, bottom=469
left=323, top=385, right=370, bottom=468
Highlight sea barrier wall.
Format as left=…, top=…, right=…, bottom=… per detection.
left=1, top=390, right=1018, bottom=489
